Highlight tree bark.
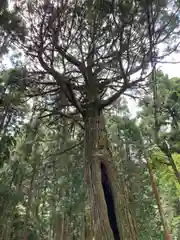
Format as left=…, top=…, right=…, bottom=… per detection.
left=147, top=160, right=172, bottom=240
left=54, top=213, right=64, bottom=240
left=140, top=132, right=172, bottom=240
left=84, top=108, right=138, bottom=240
left=84, top=210, right=94, bottom=240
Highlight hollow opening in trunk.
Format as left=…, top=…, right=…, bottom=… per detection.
left=100, top=162, right=120, bottom=240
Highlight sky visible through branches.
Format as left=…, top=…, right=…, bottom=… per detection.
left=1, top=49, right=179, bottom=118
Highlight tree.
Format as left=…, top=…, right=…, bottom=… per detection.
left=1, top=68, right=180, bottom=239
left=14, top=0, right=180, bottom=238
left=138, top=71, right=180, bottom=183
left=138, top=70, right=180, bottom=239
left=107, top=103, right=171, bottom=239
left=0, top=0, right=25, bottom=56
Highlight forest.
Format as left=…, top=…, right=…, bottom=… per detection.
left=1, top=0, right=180, bottom=239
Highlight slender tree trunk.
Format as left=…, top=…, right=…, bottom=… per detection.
left=23, top=108, right=41, bottom=240
left=174, top=199, right=180, bottom=239
left=140, top=132, right=172, bottom=240
left=54, top=213, right=65, bottom=240
left=23, top=162, right=38, bottom=240
left=80, top=215, right=84, bottom=240
left=160, top=143, right=180, bottom=184
left=167, top=154, right=180, bottom=184
left=123, top=140, right=136, bottom=213
left=146, top=160, right=172, bottom=240
left=0, top=109, right=8, bottom=133
left=84, top=109, right=138, bottom=240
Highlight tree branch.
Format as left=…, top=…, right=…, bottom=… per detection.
left=101, top=77, right=146, bottom=108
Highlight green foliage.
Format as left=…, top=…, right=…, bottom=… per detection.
left=0, top=0, right=25, bottom=55
left=0, top=135, right=16, bottom=166
left=138, top=70, right=180, bottom=238
left=1, top=69, right=180, bottom=239
left=0, top=0, right=179, bottom=239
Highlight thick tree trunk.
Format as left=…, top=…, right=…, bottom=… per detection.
left=84, top=109, right=138, bottom=240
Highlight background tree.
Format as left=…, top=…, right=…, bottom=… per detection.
left=0, top=0, right=25, bottom=56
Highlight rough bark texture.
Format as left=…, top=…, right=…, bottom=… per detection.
left=84, top=108, right=138, bottom=240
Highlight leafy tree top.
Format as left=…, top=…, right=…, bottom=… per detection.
left=14, top=0, right=180, bottom=120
